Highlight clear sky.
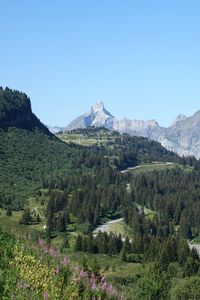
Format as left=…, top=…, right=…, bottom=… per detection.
left=1, top=0, right=200, bottom=127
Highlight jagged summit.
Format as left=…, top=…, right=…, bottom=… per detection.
left=172, top=114, right=187, bottom=126
left=63, top=101, right=161, bottom=136
left=91, top=101, right=104, bottom=112
left=90, top=101, right=114, bottom=118
left=65, top=101, right=115, bottom=131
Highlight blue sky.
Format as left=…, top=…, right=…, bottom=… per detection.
left=1, top=0, right=200, bottom=127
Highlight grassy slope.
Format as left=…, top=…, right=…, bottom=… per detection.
left=57, top=128, right=117, bottom=146
left=121, top=162, right=193, bottom=174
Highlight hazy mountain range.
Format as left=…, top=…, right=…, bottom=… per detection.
left=49, top=101, right=200, bottom=159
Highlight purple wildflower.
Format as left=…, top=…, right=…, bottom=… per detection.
left=43, top=290, right=49, bottom=299
left=91, top=273, right=97, bottom=290
left=107, top=284, right=114, bottom=293
left=80, top=270, right=88, bottom=278
left=61, top=256, right=70, bottom=266
left=17, top=282, right=30, bottom=289
left=38, top=238, right=45, bottom=246
left=101, top=274, right=106, bottom=284
left=102, top=281, right=107, bottom=290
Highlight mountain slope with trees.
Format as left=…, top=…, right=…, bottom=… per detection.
left=0, top=88, right=81, bottom=209
left=2, top=88, right=200, bottom=299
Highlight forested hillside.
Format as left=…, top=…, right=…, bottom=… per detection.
left=2, top=89, right=200, bottom=299
left=0, top=88, right=81, bottom=209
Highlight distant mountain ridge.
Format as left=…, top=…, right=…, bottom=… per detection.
left=49, top=101, right=200, bottom=158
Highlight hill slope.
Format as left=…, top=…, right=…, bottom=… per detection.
left=0, top=88, right=78, bottom=209
left=57, top=127, right=198, bottom=171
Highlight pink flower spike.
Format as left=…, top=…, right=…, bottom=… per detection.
left=107, top=284, right=114, bottom=292
left=102, top=281, right=107, bottom=290
left=101, top=274, right=106, bottom=284
left=55, top=268, right=60, bottom=275
left=43, top=290, right=49, bottom=299
left=62, top=256, right=70, bottom=265
left=80, top=270, right=88, bottom=278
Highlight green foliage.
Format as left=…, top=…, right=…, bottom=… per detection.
left=0, top=87, right=50, bottom=133
left=170, top=276, right=200, bottom=300
left=0, top=88, right=86, bottom=209
left=0, top=128, right=79, bottom=209
left=132, top=269, right=170, bottom=300
left=2, top=89, right=200, bottom=299
left=19, top=208, right=31, bottom=225
left=74, top=232, right=123, bottom=256
left=0, top=230, right=17, bottom=298
left=0, top=230, right=122, bottom=300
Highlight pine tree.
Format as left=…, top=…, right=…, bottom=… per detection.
left=19, top=208, right=31, bottom=225
left=64, top=211, right=70, bottom=224
left=6, top=207, right=12, bottom=216
left=91, top=258, right=101, bottom=277
left=74, top=234, right=83, bottom=251
left=179, top=213, right=192, bottom=239
left=36, top=214, right=41, bottom=223
left=177, top=239, right=190, bottom=266
left=183, top=256, right=199, bottom=276
left=56, top=214, right=66, bottom=232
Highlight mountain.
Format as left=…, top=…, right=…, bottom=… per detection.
left=65, top=101, right=116, bottom=131
left=0, top=87, right=79, bottom=209
left=50, top=101, right=161, bottom=137
left=159, top=110, right=200, bottom=158
left=48, top=125, right=64, bottom=134
left=52, top=101, right=200, bottom=158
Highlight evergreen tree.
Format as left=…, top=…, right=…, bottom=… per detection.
left=177, top=239, right=190, bottom=266
left=179, top=213, right=192, bottom=239
left=6, top=207, right=12, bottom=216
left=91, top=258, right=101, bottom=277
left=19, top=208, right=31, bottom=225
left=74, top=234, right=83, bottom=251
left=56, top=214, right=66, bottom=232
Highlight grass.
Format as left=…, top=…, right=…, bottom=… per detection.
left=108, top=220, right=127, bottom=236
left=136, top=204, right=156, bottom=220
left=93, top=218, right=131, bottom=239
left=0, top=208, right=22, bottom=231
left=121, top=162, right=193, bottom=175
left=59, top=246, right=148, bottom=299
left=0, top=189, right=48, bottom=233
left=57, top=131, right=117, bottom=147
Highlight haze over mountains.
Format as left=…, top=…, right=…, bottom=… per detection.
left=49, top=101, right=200, bottom=159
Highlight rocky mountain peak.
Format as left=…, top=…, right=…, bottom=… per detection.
left=172, top=114, right=187, bottom=126
left=91, top=101, right=105, bottom=113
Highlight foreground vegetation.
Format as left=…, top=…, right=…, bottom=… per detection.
left=0, top=229, right=124, bottom=300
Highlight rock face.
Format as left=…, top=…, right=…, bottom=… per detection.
left=50, top=101, right=200, bottom=159
left=159, top=110, right=200, bottom=158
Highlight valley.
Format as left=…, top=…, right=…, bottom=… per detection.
left=1, top=88, right=200, bottom=299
